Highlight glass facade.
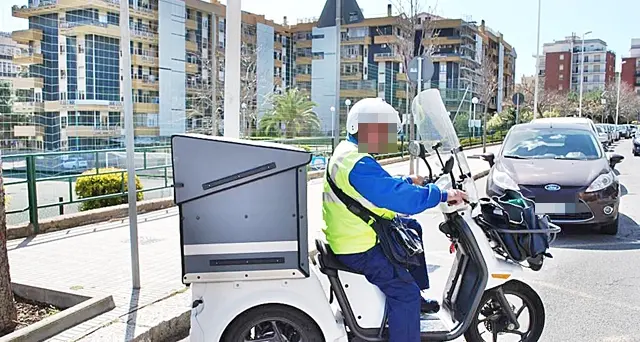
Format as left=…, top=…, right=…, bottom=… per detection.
left=84, top=35, right=120, bottom=101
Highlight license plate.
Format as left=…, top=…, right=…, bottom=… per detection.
left=535, top=203, right=577, bottom=214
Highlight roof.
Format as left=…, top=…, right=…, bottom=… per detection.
left=513, top=121, right=595, bottom=131
left=317, top=0, right=364, bottom=28
left=532, top=117, right=594, bottom=124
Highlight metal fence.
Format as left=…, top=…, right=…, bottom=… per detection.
left=1, top=132, right=506, bottom=230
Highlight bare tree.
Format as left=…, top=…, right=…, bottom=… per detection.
left=474, top=57, right=498, bottom=152
left=601, top=82, right=640, bottom=123
left=187, top=41, right=271, bottom=137
left=517, top=77, right=570, bottom=117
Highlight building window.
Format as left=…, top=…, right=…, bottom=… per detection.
left=559, top=84, right=563, bottom=91
left=559, top=64, right=564, bottom=71
left=559, top=54, right=564, bottom=61
left=559, top=74, right=564, bottom=80
left=312, top=52, right=324, bottom=60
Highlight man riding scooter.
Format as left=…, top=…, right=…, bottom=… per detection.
left=322, top=97, right=468, bottom=342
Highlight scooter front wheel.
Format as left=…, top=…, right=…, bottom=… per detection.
left=464, top=281, right=545, bottom=342
left=221, top=304, right=324, bottom=342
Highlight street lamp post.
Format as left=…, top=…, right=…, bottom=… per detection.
left=241, top=102, right=247, bottom=138
left=578, top=30, right=593, bottom=117
left=330, top=106, right=336, bottom=149
left=615, top=60, right=627, bottom=126
left=471, top=97, right=479, bottom=138
left=533, top=0, right=542, bottom=118
left=345, top=99, right=351, bottom=115
left=601, top=98, right=607, bottom=123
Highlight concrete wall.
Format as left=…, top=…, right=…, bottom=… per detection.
left=311, top=26, right=338, bottom=134
left=158, top=0, right=186, bottom=137
left=256, top=23, right=275, bottom=119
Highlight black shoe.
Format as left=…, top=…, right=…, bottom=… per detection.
left=421, top=299, right=440, bottom=314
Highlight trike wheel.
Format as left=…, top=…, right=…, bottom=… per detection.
left=464, top=281, right=545, bottom=342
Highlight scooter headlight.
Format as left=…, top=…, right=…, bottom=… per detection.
left=491, top=168, right=520, bottom=191
left=585, top=171, right=615, bottom=193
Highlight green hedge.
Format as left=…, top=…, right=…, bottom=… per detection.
left=75, top=168, right=144, bottom=211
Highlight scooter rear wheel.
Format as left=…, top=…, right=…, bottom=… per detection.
left=221, top=304, right=324, bottom=342
left=464, top=281, right=545, bottom=342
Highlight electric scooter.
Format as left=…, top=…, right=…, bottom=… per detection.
left=180, top=90, right=560, bottom=342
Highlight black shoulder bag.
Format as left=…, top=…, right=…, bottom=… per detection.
left=325, top=171, right=424, bottom=267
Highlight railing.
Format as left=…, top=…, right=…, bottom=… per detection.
left=59, top=20, right=108, bottom=30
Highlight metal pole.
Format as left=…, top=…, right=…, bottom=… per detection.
left=224, top=0, right=241, bottom=138
left=516, top=96, right=520, bottom=124
left=119, top=0, right=140, bottom=289
left=615, top=71, right=621, bottom=125
left=578, top=34, right=586, bottom=117
left=473, top=103, right=477, bottom=137
left=333, top=0, right=342, bottom=150
left=469, top=100, right=473, bottom=138
left=533, top=0, right=541, bottom=119
left=415, top=57, right=423, bottom=175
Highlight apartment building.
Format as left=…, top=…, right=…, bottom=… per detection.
left=9, top=0, right=291, bottom=151
left=0, top=32, right=24, bottom=78
left=541, top=36, right=616, bottom=94
left=289, top=0, right=516, bottom=134
left=620, top=38, right=640, bottom=95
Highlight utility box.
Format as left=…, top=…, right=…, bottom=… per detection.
left=171, top=134, right=312, bottom=284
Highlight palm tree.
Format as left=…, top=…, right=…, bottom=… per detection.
left=259, top=88, right=321, bottom=138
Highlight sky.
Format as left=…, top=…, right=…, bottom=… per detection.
left=2, top=0, right=638, bottom=82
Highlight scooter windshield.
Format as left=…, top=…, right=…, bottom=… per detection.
left=412, top=89, right=479, bottom=204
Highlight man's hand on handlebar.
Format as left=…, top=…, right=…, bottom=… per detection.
left=408, top=175, right=426, bottom=185
left=446, top=189, right=468, bottom=206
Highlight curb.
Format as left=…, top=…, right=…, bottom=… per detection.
left=0, top=284, right=115, bottom=342
left=132, top=310, right=190, bottom=342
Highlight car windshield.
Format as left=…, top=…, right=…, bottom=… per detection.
left=596, top=126, right=605, bottom=133
left=502, top=127, right=602, bottom=160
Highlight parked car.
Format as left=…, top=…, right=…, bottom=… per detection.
left=595, top=125, right=609, bottom=148
left=633, top=134, right=640, bottom=156
left=61, top=156, right=89, bottom=170
left=596, top=124, right=614, bottom=145
left=531, top=117, right=598, bottom=135
left=617, top=125, right=631, bottom=139
left=479, top=121, right=624, bottom=235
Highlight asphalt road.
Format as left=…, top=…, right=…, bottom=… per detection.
left=415, top=138, right=640, bottom=342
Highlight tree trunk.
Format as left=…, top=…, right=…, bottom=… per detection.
left=0, top=153, right=17, bottom=334
left=482, top=108, right=488, bottom=153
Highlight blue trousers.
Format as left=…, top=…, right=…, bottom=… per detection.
left=336, top=218, right=429, bottom=342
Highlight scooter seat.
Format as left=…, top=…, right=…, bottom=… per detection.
left=315, top=239, right=361, bottom=275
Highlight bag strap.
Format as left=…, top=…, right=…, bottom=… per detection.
left=325, top=169, right=384, bottom=226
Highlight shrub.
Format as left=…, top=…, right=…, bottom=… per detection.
left=75, top=168, right=143, bottom=211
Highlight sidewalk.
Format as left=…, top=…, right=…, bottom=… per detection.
left=5, top=144, right=501, bottom=341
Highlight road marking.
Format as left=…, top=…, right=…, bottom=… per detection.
left=528, top=279, right=640, bottom=313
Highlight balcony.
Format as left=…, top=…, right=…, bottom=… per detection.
left=296, top=40, right=312, bottom=48
left=186, top=62, right=198, bottom=74
left=13, top=101, right=45, bottom=113
left=11, top=2, right=57, bottom=19
left=373, top=52, right=402, bottom=63
left=296, top=56, right=312, bottom=64
left=66, top=125, right=122, bottom=138
left=395, top=89, right=408, bottom=98
left=373, top=35, right=398, bottom=45
left=59, top=20, right=119, bottom=38
left=295, top=74, right=311, bottom=82
left=13, top=125, right=45, bottom=138
left=10, top=77, right=44, bottom=89
left=396, top=73, right=408, bottom=82
left=341, top=88, right=376, bottom=98
left=424, top=36, right=462, bottom=46
left=12, top=0, right=157, bottom=20
left=45, top=100, right=122, bottom=112
left=274, top=41, right=283, bottom=50
left=274, top=59, right=282, bottom=68
left=341, top=73, right=362, bottom=81
left=131, top=29, right=159, bottom=43
left=11, top=29, right=43, bottom=43
left=13, top=52, right=43, bottom=65
left=341, top=54, right=363, bottom=63
left=135, top=127, right=160, bottom=136
left=132, top=77, right=159, bottom=91
left=133, top=102, right=159, bottom=112
left=186, top=40, right=198, bottom=52
left=342, top=36, right=371, bottom=45
left=132, top=54, right=158, bottom=67
left=186, top=18, right=198, bottom=30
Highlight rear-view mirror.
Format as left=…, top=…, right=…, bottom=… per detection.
left=609, top=153, right=624, bottom=169
left=478, top=152, right=496, bottom=167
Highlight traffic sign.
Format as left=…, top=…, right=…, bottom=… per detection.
left=407, top=56, right=434, bottom=85
left=310, top=155, right=327, bottom=170
left=468, top=119, right=482, bottom=128
left=512, top=92, right=525, bottom=106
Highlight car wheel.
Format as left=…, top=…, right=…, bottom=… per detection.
left=600, top=217, right=619, bottom=235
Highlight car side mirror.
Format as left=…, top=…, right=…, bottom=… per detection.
left=609, top=153, right=624, bottom=168
left=478, top=152, right=496, bottom=167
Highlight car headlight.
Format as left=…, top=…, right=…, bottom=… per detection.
left=633, top=138, right=640, bottom=145
left=585, top=171, right=615, bottom=193
left=491, top=168, right=520, bottom=191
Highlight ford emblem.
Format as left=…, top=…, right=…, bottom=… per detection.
left=545, top=184, right=561, bottom=191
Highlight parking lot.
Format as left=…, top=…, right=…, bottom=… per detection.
left=418, top=138, right=640, bottom=341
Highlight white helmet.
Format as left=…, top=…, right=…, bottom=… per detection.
left=345, top=98, right=402, bottom=135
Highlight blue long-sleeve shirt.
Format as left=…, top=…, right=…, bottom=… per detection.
left=346, top=135, right=447, bottom=215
